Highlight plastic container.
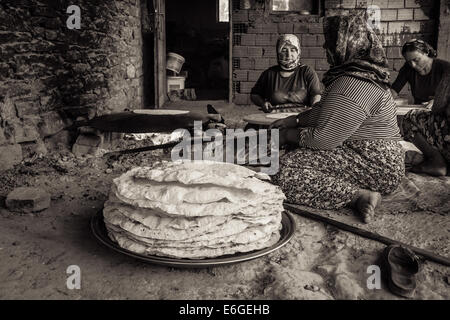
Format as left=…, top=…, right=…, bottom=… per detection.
left=166, top=52, right=185, bottom=74
left=167, top=76, right=186, bottom=91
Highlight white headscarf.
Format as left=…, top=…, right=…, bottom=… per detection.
left=276, top=34, right=302, bottom=71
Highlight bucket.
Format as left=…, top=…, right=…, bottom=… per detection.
left=167, top=76, right=186, bottom=91
left=166, top=52, right=185, bottom=74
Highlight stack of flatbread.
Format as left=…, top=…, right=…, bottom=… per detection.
left=103, top=160, right=286, bottom=259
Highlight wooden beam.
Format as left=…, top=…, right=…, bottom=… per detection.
left=284, top=203, right=450, bottom=267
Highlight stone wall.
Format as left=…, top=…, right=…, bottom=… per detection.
left=0, top=0, right=145, bottom=169
left=232, top=0, right=439, bottom=105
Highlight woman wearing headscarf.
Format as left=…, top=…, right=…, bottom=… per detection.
left=391, top=40, right=450, bottom=176
left=391, top=39, right=450, bottom=104
left=250, top=34, right=322, bottom=112
left=400, top=73, right=450, bottom=176
left=270, top=11, right=404, bottom=223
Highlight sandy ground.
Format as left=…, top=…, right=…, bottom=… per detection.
left=0, top=100, right=448, bottom=300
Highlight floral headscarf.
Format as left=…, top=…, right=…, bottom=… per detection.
left=276, top=34, right=302, bottom=71
left=322, top=11, right=390, bottom=88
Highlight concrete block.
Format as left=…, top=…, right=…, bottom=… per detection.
left=255, top=34, right=273, bottom=46
left=294, top=23, right=309, bottom=33
left=248, top=47, right=263, bottom=57
left=233, top=70, right=248, bottom=81
left=261, top=23, right=278, bottom=34
left=397, top=8, right=413, bottom=20
left=302, top=34, right=318, bottom=47
left=241, top=34, right=256, bottom=46
left=278, top=23, right=293, bottom=34
left=0, top=144, right=22, bottom=171
left=380, top=9, right=398, bottom=21
left=240, top=58, right=254, bottom=70
left=388, top=0, right=405, bottom=9
left=376, top=0, right=390, bottom=8
left=233, top=46, right=248, bottom=58
left=308, top=24, right=324, bottom=34
left=6, top=187, right=51, bottom=213
left=358, top=0, right=390, bottom=8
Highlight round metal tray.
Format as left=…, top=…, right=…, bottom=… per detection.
left=91, top=210, right=296, bottom=268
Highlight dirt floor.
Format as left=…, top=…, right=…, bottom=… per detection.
left=0, top=101, right=448, bottom=300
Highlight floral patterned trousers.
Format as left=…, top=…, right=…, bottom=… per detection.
left=271, top=140, right=405, bottom=210
left=402, top=109, right=450, bottom=163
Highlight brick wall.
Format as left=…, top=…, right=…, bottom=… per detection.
left=232, top=0, right=439, bottom=105
left=0, top=0, right=144, bottom=169
left=437, top=0, right=450, bottom=61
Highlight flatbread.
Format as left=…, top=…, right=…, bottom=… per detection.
left=102, top=160, right=286, bottom=259
left=108, top=231, right=281, bottom=259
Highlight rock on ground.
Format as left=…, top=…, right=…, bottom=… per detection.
left=6, top=187, right=51, bottom=213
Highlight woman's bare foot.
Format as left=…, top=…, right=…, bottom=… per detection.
left=411, top=157, right=447, bottom=176
left=351, top=190, right=382, bottom=224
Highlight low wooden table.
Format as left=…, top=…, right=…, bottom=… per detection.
left=396, top=104, right=428, bottom=115
left=244, top=105, right=427, bottom=130
left=243, top=112, right=301, bottom=128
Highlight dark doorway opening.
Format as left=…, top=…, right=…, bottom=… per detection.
left=165, top=0, right=230, bottom=100
left=142, top=0, right=155, bottom=107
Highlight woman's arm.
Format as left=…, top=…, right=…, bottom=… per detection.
left=299, top=92, right=367, bottom=150
left=250, top=93, right=265, bottom=107
left=250, top=94, right=272, bottom=113
left=432, top=73, right=450, bottom=115
left=391, top=63, right=409, bottom=95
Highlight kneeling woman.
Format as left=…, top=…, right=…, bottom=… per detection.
left=270, top=12, right=405, bottom=223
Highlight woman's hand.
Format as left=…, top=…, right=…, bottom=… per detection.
left=261, top=101, right=273, bottom=113
left=278, top=127, right=301, bottom=147
left=268, top=115, right=298, bottom=130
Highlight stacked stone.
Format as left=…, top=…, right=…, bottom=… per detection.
left=0, top=0, right=145, bottom=168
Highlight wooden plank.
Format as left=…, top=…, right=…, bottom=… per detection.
left=284, top=203, right=450, bottom=267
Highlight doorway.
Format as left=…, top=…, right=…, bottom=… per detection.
left=165, top=0, right=230, bottom=101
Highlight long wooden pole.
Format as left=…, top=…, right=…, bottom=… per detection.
left=284, top=203, right=450, bottom=267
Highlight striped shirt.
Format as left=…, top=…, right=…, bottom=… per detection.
left=298, top=76, right=401, bottom=150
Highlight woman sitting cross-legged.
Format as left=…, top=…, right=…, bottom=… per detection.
left=401, top=73, right=450, bottom=176
left=389, top=40, right=450, bottom=176
left=250, top=34, right=322, bottom=113
left=269, top=12, right=405, bottom=223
